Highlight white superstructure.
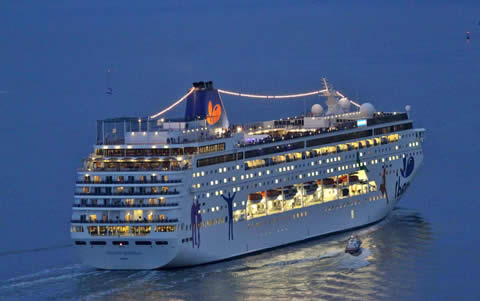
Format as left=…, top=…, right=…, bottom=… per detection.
left=71, top=81, right=425, bottom=269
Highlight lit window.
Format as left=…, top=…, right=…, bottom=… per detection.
left=258, top=172, right=262, bottom=176
left=311, top=162, right=315, bottom=166
left=215, top=180, right=219, bottom=185
left=210, top=181, right=214, bottom=185
left=224, top=178, right=227, bottom=183
left=241, top=175, right=244, bottom=180
left=219, top=168, right=222, bottom=173
left=201, top=171, right=205, bottom=176
left=206, top=193, right=210, bottom=198
left=267, top=170, right=270, bottom=175
left=236, top=165, right=240, bottom=170
left=232, top=177, right=236, bottom=181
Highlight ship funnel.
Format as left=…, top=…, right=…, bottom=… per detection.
left=185, top=81, right=229, bottom=129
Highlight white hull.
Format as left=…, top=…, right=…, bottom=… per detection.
left=73, top=152, right=422, bottom=269
left=71, top=83, right=425, bottom=270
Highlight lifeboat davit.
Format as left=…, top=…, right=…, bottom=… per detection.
left=266, top=189, right=281, bottom=200
left=248, top=193, right=262, bottom=202
left=303, top=181, right=318, bottom=195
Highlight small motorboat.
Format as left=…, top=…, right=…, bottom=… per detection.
left=345, top=235, right=362, bottom=256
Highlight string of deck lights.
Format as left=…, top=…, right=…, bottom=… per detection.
left=150, top=86, right=360, bottom=118
left=217, top=89, right=328, bottom=99
left=150, top=88, right=195, bottom=119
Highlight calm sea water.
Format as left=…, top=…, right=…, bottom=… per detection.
left=0, top=1, right=479, bottom=300
left=0, top=208, right=433, bottom=301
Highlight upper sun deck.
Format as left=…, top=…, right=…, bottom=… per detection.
left=93, top=80, right=413, bottom=153
left=94, top=111, right=409, bottom=150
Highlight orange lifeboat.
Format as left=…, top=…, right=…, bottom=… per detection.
left=322, top=178, right=335, bottom=186
left=248, top=193, right=263, bottom=202
left=338, top=175, right=348, bottom=184
left=304, top=181, right=318, bottom=195
left=348, top=175, right=359, bottom=183
left=266, top=189, right=281, bottom=200
left=282, top=186, right=297, bottom=199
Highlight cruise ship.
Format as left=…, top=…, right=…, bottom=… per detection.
left=71, top=80, right=425, bottom=269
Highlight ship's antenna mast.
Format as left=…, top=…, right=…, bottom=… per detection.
left=322, top=77, right=329, bottom=95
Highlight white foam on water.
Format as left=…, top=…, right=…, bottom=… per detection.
left=0, top=270, right=101, bottom=290
left=336, top=248, right=372, bottom=270
left=3, top=263, right=84, bottom=283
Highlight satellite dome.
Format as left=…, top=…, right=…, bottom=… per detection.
left=311, top=104, right=323, bottom=116
left=405, top=105, right=411, bottom=112
left=338, top=97, right=351, bottom=111
left=359, top=103, right=376, bottom=118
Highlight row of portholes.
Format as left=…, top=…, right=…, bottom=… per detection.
left=325, top=200, right=361, bottom=212
left=180, top=216, right=229, bottom=232
left=247, top=211, right=308, bottom=229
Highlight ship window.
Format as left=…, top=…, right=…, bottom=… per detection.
left=155, top=241, right=168, bottom=245
left=90, top=241, right=106, bottom=245
left=135, top=241, right=152, bottom=245
left=113, top=241, right=129, bottom=245
left=75, top=241, right=86, bottom=245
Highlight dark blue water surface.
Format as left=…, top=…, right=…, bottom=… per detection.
left=0, top=1, right=479, bottom=300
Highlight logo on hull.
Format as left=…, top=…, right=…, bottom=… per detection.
left=191, top=199, right=202, bottom=248
left=221, top=192, right=236, bottom=240
left=380, top=167, right=389, bottom=203
left=401, top=156, right=414, bottom=178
